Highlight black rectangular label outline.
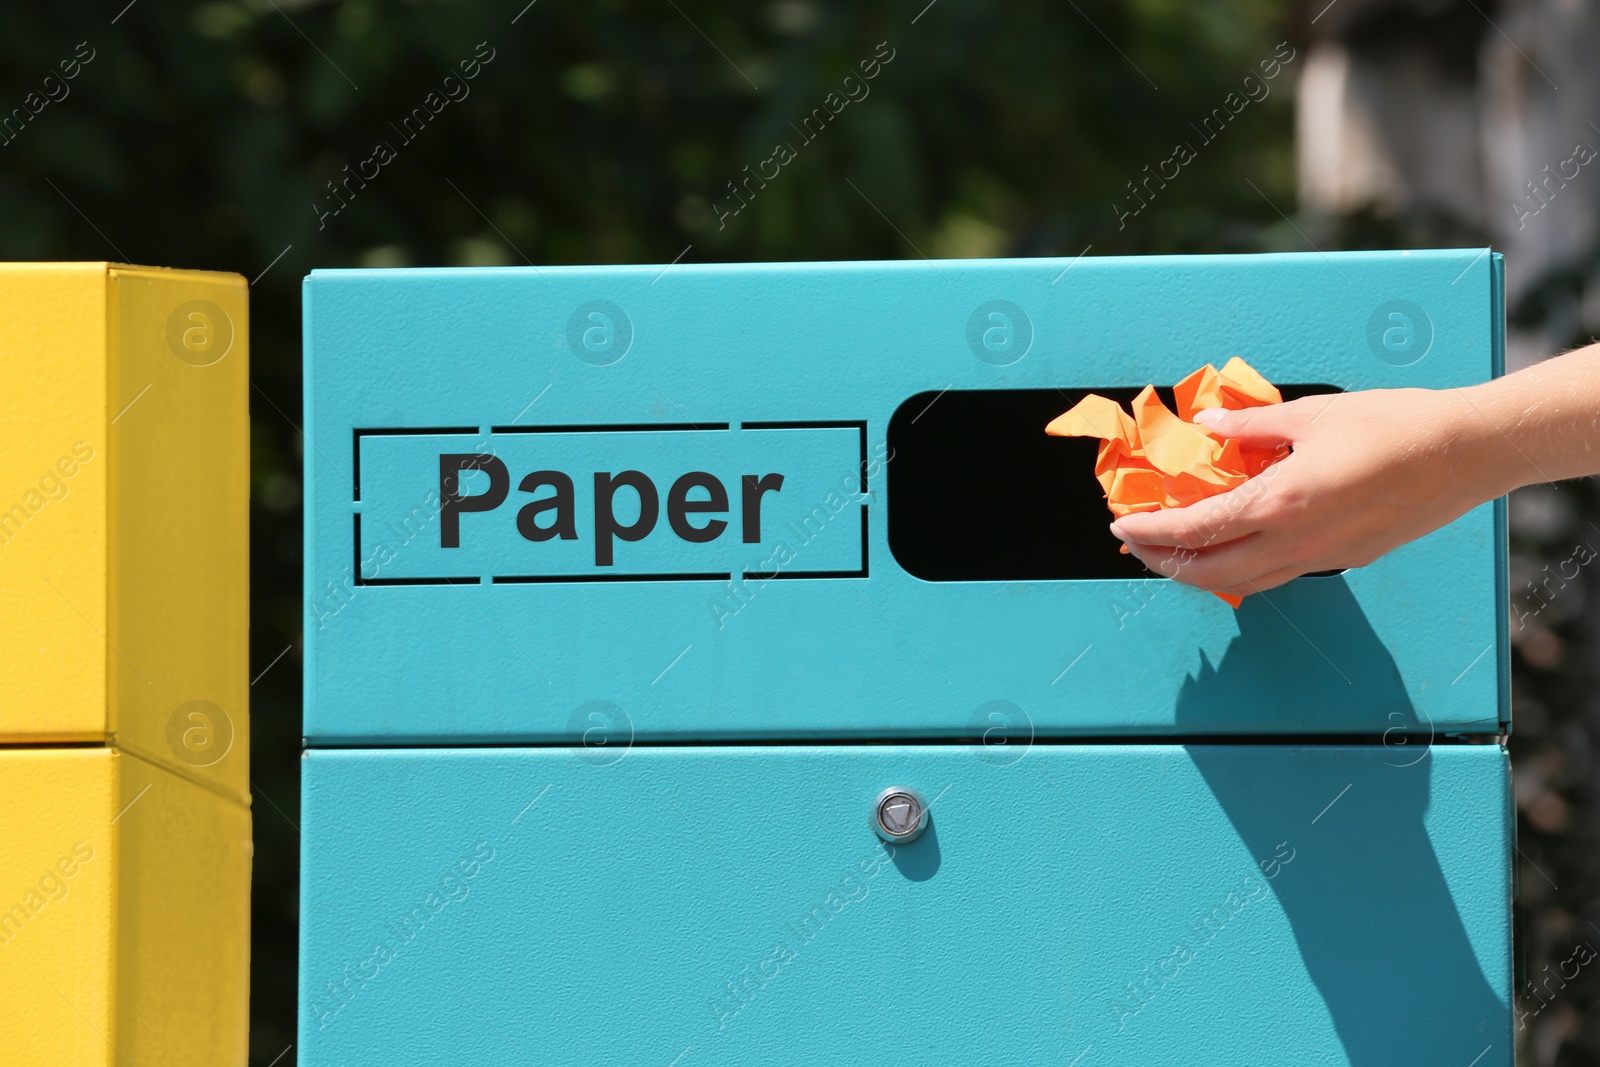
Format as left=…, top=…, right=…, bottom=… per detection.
left=350, top=421, right=868, bottom=586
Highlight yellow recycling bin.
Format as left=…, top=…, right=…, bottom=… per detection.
left=0, top=263, right=251, bottom=1065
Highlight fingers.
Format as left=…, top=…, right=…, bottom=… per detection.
left=1214, top=566, right=1307, bottom=600
left=1125, top=531, right=1317, bottom=597
left=1110, top=479, right=1268, bottom=550
left=1121, top=534, right=1309, bottom=594
left=1192, top=394, right=1325, bottom=443
left=1108, top=394, right=1330, bottom=584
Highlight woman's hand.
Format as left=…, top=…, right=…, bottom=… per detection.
left=1108, top=387, right=1509, bottom=599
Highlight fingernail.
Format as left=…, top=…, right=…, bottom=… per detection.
left=1108, top=522, right=1129, bottom=543
left=1192, top=408, right=1226, bottom=427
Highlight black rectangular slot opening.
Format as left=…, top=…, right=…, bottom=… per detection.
left=886, top=385, right=1340, bottom=581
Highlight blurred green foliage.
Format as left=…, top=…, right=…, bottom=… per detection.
left=0, top=1, right=1303, bottom=1061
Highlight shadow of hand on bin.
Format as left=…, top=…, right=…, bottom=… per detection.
left=1177, top=576, right=1507, bottom=1066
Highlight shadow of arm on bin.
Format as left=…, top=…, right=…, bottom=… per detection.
left=1177, top=576, right=1508, bottom=1066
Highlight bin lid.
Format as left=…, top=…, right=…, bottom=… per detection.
left=304, top=250, right=1507, bottom=744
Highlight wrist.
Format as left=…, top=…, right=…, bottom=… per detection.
left=1446, top=381, right=1527, bottom=501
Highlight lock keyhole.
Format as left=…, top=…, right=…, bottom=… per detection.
left=873, top=787, right=928, bottom=843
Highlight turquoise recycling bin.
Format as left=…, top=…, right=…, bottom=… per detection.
left=300, top=250, right=1512, bottom=1065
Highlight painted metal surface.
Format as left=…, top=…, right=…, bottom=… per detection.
left=304, top=251, right=1507, bottom=743
left=0, top=749, right=252, bottom=1065
left=0, top=262, right=252, bottom=1066
left=298, top=744, right=1512, bottom=1066
left=0, top=263, right=250, bottom=801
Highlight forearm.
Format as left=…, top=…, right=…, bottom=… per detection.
left=1453, top=341, right=1600, bottom=499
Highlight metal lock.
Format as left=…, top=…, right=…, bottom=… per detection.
left=872, top=787, right=929, bottom=843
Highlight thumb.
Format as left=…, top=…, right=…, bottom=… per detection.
left=1191, top=402, right=1301, bottom=444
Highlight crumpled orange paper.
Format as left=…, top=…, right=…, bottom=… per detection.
left=1044, top=356, right=1284, bottom=608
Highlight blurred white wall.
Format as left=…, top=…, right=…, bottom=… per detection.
left=1296, top=0, right=1600, bottom=365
